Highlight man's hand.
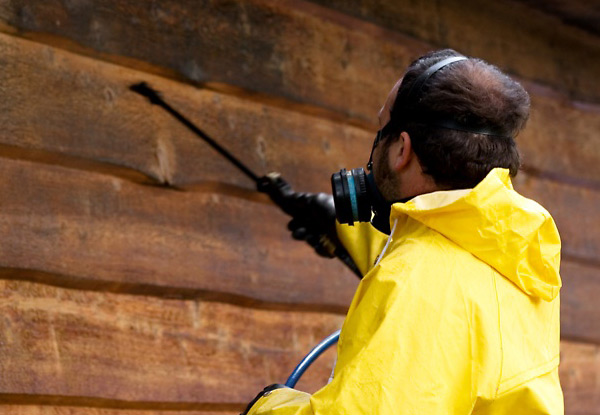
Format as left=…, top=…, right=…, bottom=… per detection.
left=285, top=192, right=340, bottom=258
left=240, top=384, right=287, bottom=415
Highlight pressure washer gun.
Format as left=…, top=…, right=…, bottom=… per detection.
left=130, top=82, right=362, bottom=279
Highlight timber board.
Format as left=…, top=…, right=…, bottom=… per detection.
left=0, top=31, right=371, bottom=193
left=561, top=340, right=600, bottom=414
left=304, top=0, right=600, bottom=102
left=0, top=157, right=358, bottom=312
left=0, top=279, right=342, bottom=404
left=1, top=32, right=599, bottom=194
left=0, top=279, right=598, bottom=412
left=560, top=261, right=600, bottom=343
left=1, top=0, right=599, bottom=124
left=0, top=406, right=238, bottom=415
left=0, top=157, right=598, bottom=341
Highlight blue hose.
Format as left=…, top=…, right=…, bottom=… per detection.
left=285, top=329, right=341, bottom=388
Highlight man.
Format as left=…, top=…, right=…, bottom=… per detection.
left=244, top=49, right=563, bottom=414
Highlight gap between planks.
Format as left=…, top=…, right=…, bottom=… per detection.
left=0, top=144, right=271, bottom=204
left=0, top=268, right=350, bottom=315
left=0, top=394, right=244, bottom=412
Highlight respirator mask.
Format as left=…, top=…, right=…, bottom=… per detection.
left=331, top=125, right=400, bottom=234
left=330, top=56, right=470, bottom=234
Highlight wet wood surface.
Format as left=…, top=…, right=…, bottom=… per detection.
left=1, top=0, right=599, bottom=122
left=1, top=17, right=599, bottom=187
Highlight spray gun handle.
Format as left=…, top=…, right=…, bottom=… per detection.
left=257, top=173, right=362, bottom=279
left=256, top=173, right=298, bottom=217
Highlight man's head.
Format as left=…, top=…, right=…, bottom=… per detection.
left=372, top=49, right=530, bottom=200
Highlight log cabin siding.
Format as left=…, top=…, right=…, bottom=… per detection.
left=0, top=1, right=598, bottom=413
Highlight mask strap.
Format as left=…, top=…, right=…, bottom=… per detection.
left=368, top=57, right=467, bottom=171
left=367, top=129, right=383, bottom=171
left=404, top=56, right=467, bottom=104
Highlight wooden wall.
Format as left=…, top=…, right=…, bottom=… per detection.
left=0, top=1, right=598, bottom=413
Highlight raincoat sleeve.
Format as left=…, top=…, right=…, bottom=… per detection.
left=335, top=221, right=388, bottom=276
left=248, top=252, right=491, bottom=415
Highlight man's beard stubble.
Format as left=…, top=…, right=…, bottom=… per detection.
left=373, top=146, right=403, bottom=202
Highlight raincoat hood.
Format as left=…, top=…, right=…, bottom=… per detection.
left=391, top=168, right=561, bottom=301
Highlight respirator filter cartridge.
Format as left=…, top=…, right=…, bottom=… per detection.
left=331, top=168, right=371, bottom=225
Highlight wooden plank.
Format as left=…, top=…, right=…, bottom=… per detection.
left=306, top=0, right=600, bottom=102
left=1, top=32, right=599, bottom=198
left=1, top=156, right=599, bottom=339
left=513, top=0, right=600, bottom=37
left=1, top=280, right=598, bottom=411
left=523, top=92, right=600, bottom=187
left=0, top=157, right=358, bottom=311
left=0, top=0, right=421, bottom=126
left=560, top=261, right=600, bottom=343
left=1, top=0, right=599, bottom=125
left=0, top=32, right=372, bottom=193
left=0, top=279, right=343, bottom=404
left=560, top=340, right=600, bottom=415
left=0, top=406, right=236, bottom=415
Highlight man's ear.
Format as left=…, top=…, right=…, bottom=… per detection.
left=390, top=132, right=412, bottom=172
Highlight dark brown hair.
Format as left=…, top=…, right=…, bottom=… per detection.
left=386, top=49, right=529, bottom=189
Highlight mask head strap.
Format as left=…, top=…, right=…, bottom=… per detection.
left=399, top=55, right=511, bottom=137
left=367, top=56, right=468, bottom=172
left=402, top=56, right=468, bottom=106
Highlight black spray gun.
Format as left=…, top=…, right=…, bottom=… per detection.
left=130, top=82, right=362, bottom=279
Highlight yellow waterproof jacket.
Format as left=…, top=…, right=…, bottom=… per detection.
left=249, top=168, right=563, bottom=414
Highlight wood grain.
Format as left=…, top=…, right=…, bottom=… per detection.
left=1, top=154, right=599, bottom=333
left=0, top=31, right=372, bottom=193
left=2, top=0, right=598, bottom=127
left=560, top=340, right=600, bottom=415
left=0, top=0, right=420, bottom=125
left=0, top=406, right=237, bottom=415
left=524, top=92, right=600, bottom=187
left=560, top=261, right=600, bottom=343
left=306, top=0, right=600, bottom=102
left=0, top=279, right=598, bottom=412
left=0, top=279, right=342, bottom=404
left=0, top=157, right=358, bottom=312
left=1, top=32, right=599, bottom=194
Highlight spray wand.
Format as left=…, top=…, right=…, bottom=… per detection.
left=130, top=82, right=361, bottom=279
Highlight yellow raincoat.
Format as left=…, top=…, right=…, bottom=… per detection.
left=249, top=168, right=563, bottom=414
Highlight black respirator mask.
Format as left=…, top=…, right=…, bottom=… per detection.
left=331, top=55, right=487, bottom=234
left=331, top=125, right=403, bottom=235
